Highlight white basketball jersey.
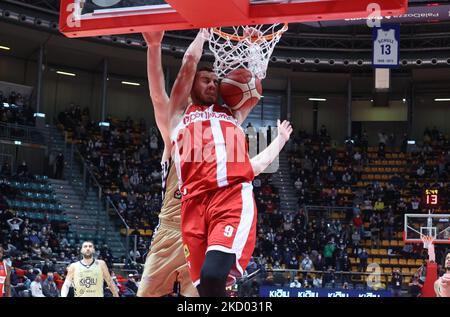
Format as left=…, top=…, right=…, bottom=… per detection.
left=373, top=29, right=398, bottom=66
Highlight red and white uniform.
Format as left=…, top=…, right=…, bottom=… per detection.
left=171, top=104, right=257, bottom=286
left=0, top=260, right=8, bottom=297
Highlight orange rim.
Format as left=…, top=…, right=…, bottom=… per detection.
left=211, top=23, right=288, bottom=43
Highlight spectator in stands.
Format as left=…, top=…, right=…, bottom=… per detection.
left=124, top=274, right=139, bottom=295
left=30, top=273, right=45, bottom=297
left=323, top=240, right=336, bottom=268
left=40, top=241, right=53, bottom=258
left=390, top=269, right=403, bottom=297
left=384, top=212, right=395, bottom=241
left=410, top=197, right=421, bottom=213
left=369, top=215, right=381, bottom=249
left=373, top=198, right=385, bottom=212
left=312, top=274, right=322, bottom=288
left=352, top=214, right=364, bottom=237
left=1, top=161, right=11, bottom=176
left=7, top=216, right=23, bottom=232
left=288, top=256, right=299, bottom=270
left=378, top=132, right=388, bottom=147
left=55, top=153, right=65, bottom=179
left=322, top=266, right=335, bottom=287
left=29, top=230, right=40, bottom=246
left=300, top=255, right=313, bottom=272
left=16, top=161, right=29, bottom=178
left=416, top=165, right=426, bottom=178
left=401, top=244, right=414, bottom=258
left=408, top=274, right=423, bottom=297
left=358, top=249, right=369, bottom=272
left=342, top=172, right=352, bottom=184
left=42, top=272, right=59, bottom=297
left=290, top=276, right=302, bottom=288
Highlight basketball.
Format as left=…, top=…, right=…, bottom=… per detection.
left=219, top=68, right=263, bottom=111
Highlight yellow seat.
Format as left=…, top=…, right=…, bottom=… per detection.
left=415, top=259, right=423, bottom=266
left=382, top=240, right=390, bottom=247
left=381, top=258, right=390, bottom=265
left=399, top=259, right=407, bottom=265
left=407, top=259, right=416, bottom=266
left=384, top=267, right=392, bottom=274
left=379, top=249, right=388, bottom=256
left=401, top=268, right=410, bottom=274
left=390, top=258, right=399, bottom=265
left=390, top=240, right=399, bottom=247
left=371, top=249, right=379, bottom=256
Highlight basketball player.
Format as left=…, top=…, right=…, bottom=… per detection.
left=136, top=30, right=199, bottom=297
left=434, top=251, right=450, bottom=297
left=420, top=236, right=450, bottom=297
left=165, top=29, right=292, bottom=296
left=138, top=29, right=292, bottom=297
left=0, top=247, right=11, bottom=297
left=61, top=241, right=119, bottom=297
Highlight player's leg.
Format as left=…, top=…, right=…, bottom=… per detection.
left=180, top=196, right=208, bottom=289
left=197, top=251, right=236, bottom=297
left=178, top=264, right=199, bottom=297
left=200, top=182, right=257, bottom=296
left=137, top=227, right=182, bottom=297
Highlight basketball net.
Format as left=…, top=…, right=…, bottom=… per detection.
left=208, top=23, right=288, bottom=80
left=421, top=235, right=434, bottom=250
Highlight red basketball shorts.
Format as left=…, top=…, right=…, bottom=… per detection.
left=181, top=181, right=257, bottom=287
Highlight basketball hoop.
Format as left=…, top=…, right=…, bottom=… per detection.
left=208, top=23, right=288, bottom=80
left=421, top=235, right=434, bottom=249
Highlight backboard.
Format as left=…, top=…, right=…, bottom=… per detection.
left=404, top=213, right=450, bottom=244
left=59, top=0, right=408, bottom=38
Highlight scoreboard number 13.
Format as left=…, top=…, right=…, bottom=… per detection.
left=425, top=189, right=439, bottom=206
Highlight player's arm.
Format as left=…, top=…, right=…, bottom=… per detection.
left=250, top=120, right=293, bottom=176
left=142, top=31, right=170, bottom=142
left=61, top=264, right=74, bottom=297
left=100, top=261, right=119, bottom=297
left=5, top=264, right=11, bottom=297
left=169, top=29, right=209, bottom=118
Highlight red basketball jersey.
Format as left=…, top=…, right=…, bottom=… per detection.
left=171, top=104, right=254, bottom=201
left=0, top=260, right=7, bottom=297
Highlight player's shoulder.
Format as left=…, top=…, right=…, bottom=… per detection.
left=67, top=262, right=77, bottom=271
left=96, top=259, right=107, bottom=266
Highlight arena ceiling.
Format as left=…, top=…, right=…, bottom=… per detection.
left=2, top=0, right=450, bottom=91
left=3, top=0, right=450, bottom=54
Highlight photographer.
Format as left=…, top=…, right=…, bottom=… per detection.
left=390, top=269, right=403, bottom=297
